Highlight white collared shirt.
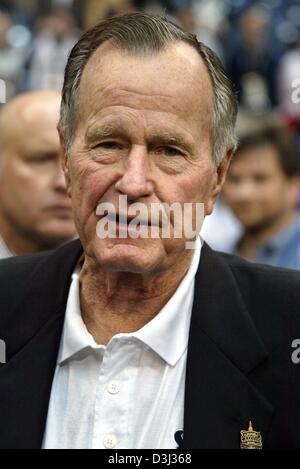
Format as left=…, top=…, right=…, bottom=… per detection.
left=42, top=238, right=201, bottom=449
left=0, top=237, right=13, bottom=260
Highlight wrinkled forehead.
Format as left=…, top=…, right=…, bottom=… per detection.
left=77, top=41, right=214, bottom=128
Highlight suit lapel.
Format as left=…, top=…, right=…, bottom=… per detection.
left=0, top=240, right=82, bottom=449
left=183, top=244, right=274, bottom=449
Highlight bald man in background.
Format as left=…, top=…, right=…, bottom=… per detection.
left=0, top=91, right=76, bottom=258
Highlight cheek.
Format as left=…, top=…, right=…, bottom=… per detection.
left=222, top=184, right=235, bottom=203
left=260, top=181, right=282, bottom=204
left=1, top=164, right=46, bottom=201
left=176, top=169, right=214, bottom=203
left=267, top=186, right=289, bottom=209
left=70, top=162, right=116, bottom=214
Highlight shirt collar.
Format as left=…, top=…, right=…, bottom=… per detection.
left=58, top=237, right=202, bottom=367
left=258, top=215, right=300, bottom=254
left=235, top=215, right=300, bottom=256
left=57, top=272, right=101, bottom=365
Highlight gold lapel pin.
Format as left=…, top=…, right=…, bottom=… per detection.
left=240, top=421, right=262, bottom=449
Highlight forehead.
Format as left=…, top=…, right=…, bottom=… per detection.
left=77, top=41, right=214, bottom=133
left=7, top=100, right=60, bottom=154
left=231, top=145, right=283, bottom=173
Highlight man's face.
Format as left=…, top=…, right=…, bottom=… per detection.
left=223, top=145, right=298, bottom=231
left=64, top=42, right=227, bottom=274
left=0, top=98, right=76, bottom=247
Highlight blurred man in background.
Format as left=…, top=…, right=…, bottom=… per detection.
left=0, top=90, right=76, bottom=258
left=223, top=126, right=300, bottom=268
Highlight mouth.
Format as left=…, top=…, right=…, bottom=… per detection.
left=106, top=212, right=160, bottom=228
left=48, top=205, right=73, bottom=218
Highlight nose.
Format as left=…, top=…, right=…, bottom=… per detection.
left=234, top=180, right=256, bottom=202
left=115, top=145, right=154, bottom=201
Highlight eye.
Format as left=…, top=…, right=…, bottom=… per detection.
left=26, top=154, right=56, bottom=164
left=94, top=141, right=123, bottom=150
left=254, top=174, right=270, bottom=183
left=227, top=174, right=241, bottom=184
left=156, top=146, right=183, bottom=157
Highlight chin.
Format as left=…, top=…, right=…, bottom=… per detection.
left=243, top=220, right=265, bottom=231
left=92, top=239, right=165, bottom=274
left=38, top=221, right=76, bottom=238
left=32, top=225, right=75, bottom=249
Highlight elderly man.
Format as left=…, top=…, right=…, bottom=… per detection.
left=0, top=13, right=299, bottom=449
left=0, top=91, right=76, bottom=257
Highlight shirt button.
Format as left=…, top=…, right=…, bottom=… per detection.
left=103, top=434, right=118, bottom=448
left=107, top=380, right=121, bottom=394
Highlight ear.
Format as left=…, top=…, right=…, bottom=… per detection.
left=58, top=130, right=72, bottom=198
left=206, top=146, right=234, bottom=215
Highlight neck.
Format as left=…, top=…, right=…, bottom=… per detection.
left=79, top=250, right=193, bottom=345
left=239, top=209, right=296, bottom=260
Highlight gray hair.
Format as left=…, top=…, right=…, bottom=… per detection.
left=59, top=12, right=238, bottom=166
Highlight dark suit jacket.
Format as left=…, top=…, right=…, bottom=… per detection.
left=0, top=239, right=299, bottom=449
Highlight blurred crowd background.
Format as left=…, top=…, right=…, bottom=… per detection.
left=1, top=0, right=300, bottom=116
left=0, top=0, right=300, bottom=269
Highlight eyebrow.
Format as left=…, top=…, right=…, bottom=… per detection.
left=149, top=133, right=195, bottom=155
left=86, top=125, right=194, bottom=153
left=156, top=133, right=190, bottom=148
left=85, top=125, right=119, bottom=141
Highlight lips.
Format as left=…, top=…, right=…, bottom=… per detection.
left=48, top=205, right=73, bottom=218
left=106, top=212, right=160, bottom=227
